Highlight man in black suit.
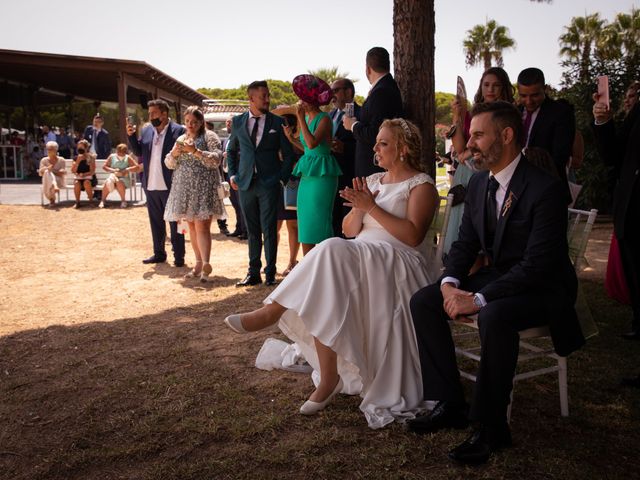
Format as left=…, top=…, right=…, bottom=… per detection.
left=127, top=99, right=186, bottom=266
left=343, top=47, right=403, bottom=178
left=407, top=101, right=584, bottom=465
left=593, top=82, right=640, bottom=347
left=517, top=68, right=575, bottom=203
left=329, top=77, right=360, bottom=236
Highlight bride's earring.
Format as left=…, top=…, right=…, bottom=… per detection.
left=400, top=154, right=405, bottom=162
left=373, top=153, right=380, bottom=166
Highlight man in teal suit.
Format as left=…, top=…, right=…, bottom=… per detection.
left=228, top=80, right=295, bottom=286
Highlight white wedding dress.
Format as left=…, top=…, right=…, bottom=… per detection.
left=265, top=172, right=436, bottom=429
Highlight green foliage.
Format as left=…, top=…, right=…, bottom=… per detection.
left=198, top=79, right=299, bottom=107
left=435, top=92, right=456, bottom=125
left=558, top=7, right=640, bottom=211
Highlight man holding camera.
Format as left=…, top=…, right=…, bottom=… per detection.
left=127, top=99, right=186, bottom=267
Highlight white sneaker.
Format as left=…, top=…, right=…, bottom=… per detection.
left=120, top=201, right=127, bottom=208
left=98, top=201, right=104, bottom=208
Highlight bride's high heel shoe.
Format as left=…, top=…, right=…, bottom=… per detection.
left=200, top=263, right=212, bottom=283
left=224, top=314, right=247, bottom=334
left=300, top=377, right=343, bottom=415
left=184, top=261, right=203, bottom=279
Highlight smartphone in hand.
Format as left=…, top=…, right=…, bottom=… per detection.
left=597, top=75, right=610, bottom=109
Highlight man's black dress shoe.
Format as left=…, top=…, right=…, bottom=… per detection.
left=448, top=423, right=512, bottom=465
left=265, top=276, right=278, bottom=286
left=621, top=330, right=640, bottom=340
left=236, top=275, right=262, bottom=287
left=174, top=259, right=185, bottom=267
left=226, top=230, right=241, bottom=237
left=142, top=255, right=166, bottom=264
left=237, top=233, right=248, bottom=240
left=219, top=226, right=230, bottom=235
left=621, top=374, right=640, bottom=388
left=407, top=401, right=469, bottom=434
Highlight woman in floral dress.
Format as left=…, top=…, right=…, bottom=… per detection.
left=164, top=106, right=225, bottom=282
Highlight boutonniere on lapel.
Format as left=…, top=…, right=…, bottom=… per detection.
left=501, top=191, right=517, bottom=217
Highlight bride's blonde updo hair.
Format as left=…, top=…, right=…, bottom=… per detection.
left=380, top=118, right=424, bottom=172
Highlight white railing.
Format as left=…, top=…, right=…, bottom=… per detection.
left=0, top=145, right=25, bottom=180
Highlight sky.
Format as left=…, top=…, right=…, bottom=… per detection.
left=1, top=0, right=638, bottom=99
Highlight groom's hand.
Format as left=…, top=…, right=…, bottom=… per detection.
left=441, top=284, right=478, bottom=320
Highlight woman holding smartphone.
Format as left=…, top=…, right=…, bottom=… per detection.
left=164, top=106, right=225, bottom=282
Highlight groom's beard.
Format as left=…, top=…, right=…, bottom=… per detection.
left=470, top=138, right=503, bottom=171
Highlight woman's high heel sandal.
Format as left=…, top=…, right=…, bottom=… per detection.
left=299, top=377, right=343, bottom=415
left=184, top=261, right=203, bottom=279
left=283, top=261, right=298, bottom=276
left=200, top=263, right=212, bottom=283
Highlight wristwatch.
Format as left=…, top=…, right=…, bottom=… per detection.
left=472, top=294, right=484, bottom=309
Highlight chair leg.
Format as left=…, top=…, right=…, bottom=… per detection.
left=558, top=356, right=569, bottom=417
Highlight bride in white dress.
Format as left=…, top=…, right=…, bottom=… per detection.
left=225, top=118, right=439, bottom=428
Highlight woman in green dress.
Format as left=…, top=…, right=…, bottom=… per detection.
left=284, top=74, right=342, bottom=255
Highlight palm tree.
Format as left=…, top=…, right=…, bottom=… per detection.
left=462, top=19, right=516, bottom=71
left=599, top=8, right=640, bottom=64
left=559, top=13, right=605, bottom=82
left=307, top=67, right=350, bottom=84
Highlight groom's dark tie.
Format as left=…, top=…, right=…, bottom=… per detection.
left=485, top=175, right=500, bottom=256
left=250, top=117, right=260, bottom=147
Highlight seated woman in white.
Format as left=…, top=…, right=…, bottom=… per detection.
left=225, top=119, right=439, bottom=428
left=39, top=141, right=66, bottom=207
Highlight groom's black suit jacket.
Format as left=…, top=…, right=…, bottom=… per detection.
left=444, top=157, right=585, bottom=356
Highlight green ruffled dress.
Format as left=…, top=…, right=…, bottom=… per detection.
left=293, top=112, right=342, bottom=244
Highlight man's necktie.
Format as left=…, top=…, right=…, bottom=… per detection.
left=523, top=110, right=533, bottom=146
left=485, top=175, right=500, bottom=254
left=250, top=117, right=260, bottom=147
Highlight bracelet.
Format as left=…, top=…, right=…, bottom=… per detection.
left=367, top=204, right=377, bottom=215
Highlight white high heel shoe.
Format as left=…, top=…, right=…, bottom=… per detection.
left=300, top=378, right=343, bottom=415
left=224, top=314, right=247, bottom=334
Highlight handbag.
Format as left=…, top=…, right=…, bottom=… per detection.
left=217, top=181, right=230, bottom=200
left=283, top=178, right=299, bottom=210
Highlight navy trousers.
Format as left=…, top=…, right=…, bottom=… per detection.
left=145, top=189, right=185, bottom=262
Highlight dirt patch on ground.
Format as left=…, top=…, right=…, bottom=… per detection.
left=2, top=204, right=634, bottom=480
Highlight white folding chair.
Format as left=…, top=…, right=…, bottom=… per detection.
left=424, top=194, right=453, bottom=278
left=452, top=207, right=598, bottom=421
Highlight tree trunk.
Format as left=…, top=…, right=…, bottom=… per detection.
left=393, top=0, right=435, bottom=178
left=484, top=52, right=492, bottom=70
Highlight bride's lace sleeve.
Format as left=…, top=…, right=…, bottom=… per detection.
left=406, top=173, right=435, bottom=191
left=366, top=172, right=385, bottom=190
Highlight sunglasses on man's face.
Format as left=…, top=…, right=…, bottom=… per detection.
left=331, top=87, right=345, bottom=93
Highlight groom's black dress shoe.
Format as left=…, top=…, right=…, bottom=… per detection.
left=236, top=275, right=262, bottom=287
left=142, top=255, right=166, bottom=264
left=621, top=330, right=640, bottom=340
left=448, top=423, right=512, bottom=465
left=407, top=401, right=469, bottom=434
left=265, top=276, right=278, bottom=286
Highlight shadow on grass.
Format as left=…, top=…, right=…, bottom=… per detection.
left=0, top=279, right=639, bottom=480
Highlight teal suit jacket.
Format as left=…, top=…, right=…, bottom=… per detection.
left=227, top=112, right=295, bottom=191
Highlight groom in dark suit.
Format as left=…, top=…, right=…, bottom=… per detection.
left=228, top=80, right=295, bottom=286
left=127, top=99, right=186, bottom=266
left=343, top=47, right=403, bottom=178
left=407, top=101, right=584, bottom=465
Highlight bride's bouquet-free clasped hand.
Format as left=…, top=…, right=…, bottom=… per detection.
left=339, top=176, right=379, bottom=213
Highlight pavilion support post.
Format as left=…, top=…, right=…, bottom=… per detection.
left=117, top=72, right=128, bottom=143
